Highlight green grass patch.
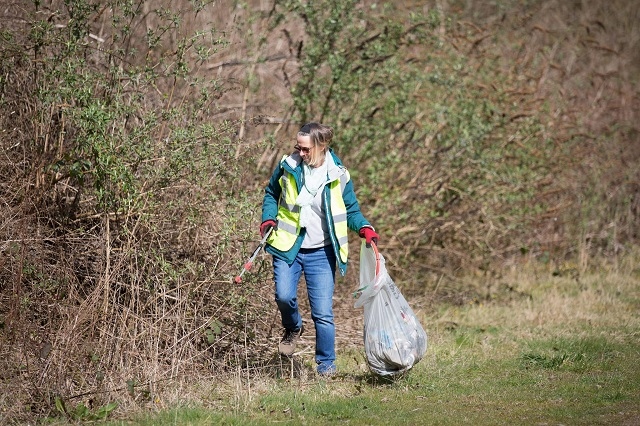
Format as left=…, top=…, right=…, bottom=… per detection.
left=97, top=270, right=639, bottom=426
left=519, top=336, right=618, bottom=372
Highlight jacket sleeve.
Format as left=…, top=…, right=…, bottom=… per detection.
left=342, top=177, right=372, bottom=233
left=261, top=164, right=284, bottom=222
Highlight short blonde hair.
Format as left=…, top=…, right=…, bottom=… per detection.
left=298, top=122, right=333, bottom=167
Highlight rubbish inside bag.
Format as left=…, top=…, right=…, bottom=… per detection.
left=354, top=242, right=428, bottom=376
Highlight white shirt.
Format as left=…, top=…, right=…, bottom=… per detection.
left=301, top=189, right=331, bottom=248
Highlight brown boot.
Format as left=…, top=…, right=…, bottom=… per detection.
left=278, top=325, right=303, bottom=356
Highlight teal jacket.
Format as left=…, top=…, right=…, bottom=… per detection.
left=261, top=149, right=372, bottom=276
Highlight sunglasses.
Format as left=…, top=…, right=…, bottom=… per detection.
left=294, top=144, right=312, bottom=154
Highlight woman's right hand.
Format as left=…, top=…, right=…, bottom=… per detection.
left=260, top=220, right=277, bottom=237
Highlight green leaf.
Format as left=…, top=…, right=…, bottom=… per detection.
left=54, top=396, right=66, bottom=415
left=95, top=401, right=118, bottom=419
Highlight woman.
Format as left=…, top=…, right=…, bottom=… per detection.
left=260, top=122, right=379, bottom=376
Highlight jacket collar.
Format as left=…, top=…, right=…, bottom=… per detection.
left=284, top=149, right=345, bottom=182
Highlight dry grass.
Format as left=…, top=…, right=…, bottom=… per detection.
left=87, top=252, right=640, bottom=425
left=436, top=252, right=640, bottom=338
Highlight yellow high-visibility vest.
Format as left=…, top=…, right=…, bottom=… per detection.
left=267, top=166, right=350, bottom=264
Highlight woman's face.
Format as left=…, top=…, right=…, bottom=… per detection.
left=295, top=134, right=315, bottom=164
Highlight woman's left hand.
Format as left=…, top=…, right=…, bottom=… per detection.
left=359, top=227, right=379, bottom=245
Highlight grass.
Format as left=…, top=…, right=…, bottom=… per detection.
left=92, top=263, right=640, bottom=425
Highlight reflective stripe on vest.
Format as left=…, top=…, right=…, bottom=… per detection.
left=328, top=175, right=349, bottom=263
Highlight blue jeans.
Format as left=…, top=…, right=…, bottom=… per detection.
left=273, top=246, right=337, bottom=373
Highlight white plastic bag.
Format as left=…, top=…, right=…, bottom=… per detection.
left=354, top=241, right=428, bottom=376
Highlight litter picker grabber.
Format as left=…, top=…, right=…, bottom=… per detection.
left=234, top=226, right=273, bottom=283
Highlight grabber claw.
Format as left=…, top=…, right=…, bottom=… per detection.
left=233, top=227, right=273, bottom=283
